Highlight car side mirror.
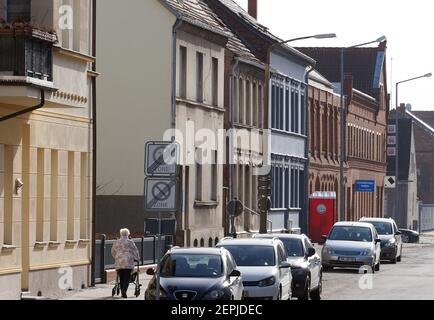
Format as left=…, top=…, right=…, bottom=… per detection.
left=279, top=262, right=291, bottom=269
left=146, top=268, right=155, bottom=276
left=395, top=231, right=402, bottom=236
left=375, top=239, right=381, bottom=244
left=306, top=247, right=316, bottom=258
left=229, top=270, right=241, bottom=278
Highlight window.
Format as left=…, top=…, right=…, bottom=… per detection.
left=271, top=82, right=276, bottom=128
left=211, top=150, right=217, bottom=201
left=246, top=80, right=251, bottom=125
left=80, top=153, right=88, bottom=239
left=253, top=83, right=258, bottom=127
left=179, top=46, right=187, bottom=99
left=279, top=86, right=284, bottom=130
left=50, top=150, right=58, bottom=242
left=212, top=57, right=218, bottom=106
left=67, top=151, right=75, bottom=240
left=291, top=89, right=296, bottom=132
left=36, top=148, right=45, bottom=242
left=6, top=0, right=31, bottom=22
left=196, top=52, right=204, bottom=102
left=285, top=87, right=290, bottom=132
left=239, top=78, right=244, bottom=124
left=2, top=145, right=13, bottom=245
left=300, top=89, right=306, bottom=135
left=258, top=84, right=263, bottom=129
left=196, top=149, right=203, bottom=201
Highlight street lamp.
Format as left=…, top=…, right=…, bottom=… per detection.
left=260, top=33, right=337, bottom=234
left=395, top=72, right=432, bottom=226
left=339, top=36, right=387, bottom=222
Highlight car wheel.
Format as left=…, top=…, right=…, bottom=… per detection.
left=391, top=256, right=397, bottom=264
left=402, top=234, right=409, bottom=243
left=277, top=287, right=282, bottom=301
left=310, top=273, right=322, bottom=301
left=375, top=260, right=380, bottom=272
left=299, top=276, right=310, bottom=301
left=397, top=246, right=403, bottom=262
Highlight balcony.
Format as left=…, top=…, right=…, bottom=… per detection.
left=0, top=23, right=58, bottom=108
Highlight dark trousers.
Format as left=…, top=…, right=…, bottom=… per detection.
left=118, top=269, right=132, bottom=295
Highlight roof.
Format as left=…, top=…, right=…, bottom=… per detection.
left=253, top=233, right=305, bottom=240
left=296, top=44, right=387, bottom=97
left=217, top=238, right=279, bottom=246
left=205, top=0, right=315, bottom=66
left=163, top=0, right=230, bottom=38
left=164, top=0, right=260, bottom=65
left=360, top=218, right=395, bottom=223
left=333, top=222, right=374, bottom=228
left=407, top=110, right=434, bottom=138
left=169, top=247, right=226, bottom=255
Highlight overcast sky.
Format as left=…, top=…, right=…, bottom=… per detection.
left=235, top=0, right=433, bottom=111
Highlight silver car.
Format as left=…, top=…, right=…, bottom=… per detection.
left=322, top=222, right=382, bottom=273
left=216, top=238, right=292, bottom=300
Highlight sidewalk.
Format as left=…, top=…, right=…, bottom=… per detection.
left=60, top=273, right=153, bottom=301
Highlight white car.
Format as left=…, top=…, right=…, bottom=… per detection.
left=216, top=238, right=292, bottom=300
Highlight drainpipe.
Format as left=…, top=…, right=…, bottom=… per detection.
left=90, top=0, right=97, bottom=288
left=171, top=19, right=183, bottom=134
left=227, top=57, right=239, bottom=236
left=0, top=89, right=45, bottom=122
left=303, top=66, right=315, bottom=236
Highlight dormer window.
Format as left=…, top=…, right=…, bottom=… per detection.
left=6, top=0, right=31, bottom=23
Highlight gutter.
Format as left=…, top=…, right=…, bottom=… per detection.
left=171, top=19, right=183, bottom=133
left=0, top=89, right=45, bottom=122
left=303, top=65, right=316, bottom=235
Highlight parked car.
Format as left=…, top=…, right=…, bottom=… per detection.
left=360, top=217, right=403, bottom=263
left=216, top=238, right=292, bottom=300
left=321, top=222, right=381, bottom=273
left=145, top=247, right=244, bottom=300
left=400, top=229, right=420, bottom=243
left=253, top=233, right=322, bottom=300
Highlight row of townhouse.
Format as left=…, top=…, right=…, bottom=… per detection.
left=96, top=0, right=390, bottom=246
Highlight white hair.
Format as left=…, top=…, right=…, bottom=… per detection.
left=120, top=228, right=130, bottom=237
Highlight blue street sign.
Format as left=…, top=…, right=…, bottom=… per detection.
left=355, top=180, right=376, bottom=193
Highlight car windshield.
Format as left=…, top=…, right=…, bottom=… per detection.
left=160, top=254, right=223, bottom=278
left=219, top=245, right=276, bottom=267
left=281, top=239, right=304, bottom=257
left=369, top=222, right=393, bottom=235
left=328, top=226, right=373, bottom=242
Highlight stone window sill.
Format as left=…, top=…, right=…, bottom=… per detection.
left=194, top=200, right=219, bottom=208
left=34, top=242, right=48, bottom=248
left=78, top=239, right=91, bottom=245
left=65, top=240, right=79, bottom=246
left=1, top=245, right=17, bottom=252
left=48, top=241, right=61, bottom=247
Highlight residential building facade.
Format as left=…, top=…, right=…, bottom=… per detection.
left=299, top=43, right=389, bottom=221
left=206, top=0, right=315, bottom=232
left=96, top=0, right=228, bottom=247
left=1, top=0, right=95, bottom=299
left=307, top=71, right=341, bottom=219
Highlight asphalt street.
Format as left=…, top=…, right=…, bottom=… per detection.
left=321, top=235, right=434, bottom=300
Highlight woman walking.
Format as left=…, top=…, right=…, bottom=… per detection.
left=111, top=228, right=140, bottom=298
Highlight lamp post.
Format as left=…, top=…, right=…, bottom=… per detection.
left=260, top=33, right=337, bottom=234
left=338, top=36, right=387, bottom=222
left=395, top=73, right=432, bottom=226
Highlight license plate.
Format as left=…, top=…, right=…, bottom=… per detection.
left=339, top=257, right=356, bottom=262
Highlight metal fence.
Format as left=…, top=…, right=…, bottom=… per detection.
left=420, top=205, right=434, bottom=233
left=94, top=235, right=173, bottom=284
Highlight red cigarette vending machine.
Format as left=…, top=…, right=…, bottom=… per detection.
left=309, top=192, right=337, bottom=243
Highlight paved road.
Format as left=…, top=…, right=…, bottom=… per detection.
left=322, top=235, right=434, bottom=300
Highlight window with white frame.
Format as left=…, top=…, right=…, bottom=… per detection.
left=271, top=160, right=304, bottom=210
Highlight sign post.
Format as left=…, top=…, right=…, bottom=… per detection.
left=144, top=142, right=179, bottom=301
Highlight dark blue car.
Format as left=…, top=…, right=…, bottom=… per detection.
left=145, top=247, right=244, bottom=300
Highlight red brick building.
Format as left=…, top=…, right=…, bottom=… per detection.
left=406, top=111, right=434, bottom=204
left=300, top=43, right=390, bottom=221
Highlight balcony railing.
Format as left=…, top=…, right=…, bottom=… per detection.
left=0, top=25, right=57, bottom=83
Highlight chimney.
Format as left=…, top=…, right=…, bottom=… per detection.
left=248, top=0, right=257, bottom=19
left=399, top=103, right=407, bottom=116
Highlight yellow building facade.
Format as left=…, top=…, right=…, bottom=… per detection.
left=0, top=0, right=95, bottom=299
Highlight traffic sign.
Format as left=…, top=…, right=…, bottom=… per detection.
left=227, top=199, right=244, bottom=217
left=144, top=178, right=179, bottom=212
left=145, top=142, right=179, bottom=176
left=355, top=180, right=376, bottom=193
left=384, top=176, right=396, bottom=189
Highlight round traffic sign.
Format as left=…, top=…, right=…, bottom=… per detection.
left=227, top=199, right=244, bottom=217
left=152, top=182, right=172, bottom=201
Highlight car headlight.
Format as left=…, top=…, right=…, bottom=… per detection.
left=386, top=238, right=397, bottom=247
left=362, top=248, right=374, bottom=256
left=258, top=276, right=276, bottom=287
left=204, top=290, right=225, bottom=300
left=323, top=247, right=333, bottom=255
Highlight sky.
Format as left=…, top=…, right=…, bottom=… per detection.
left=234, top=0, right=434, bottom=111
